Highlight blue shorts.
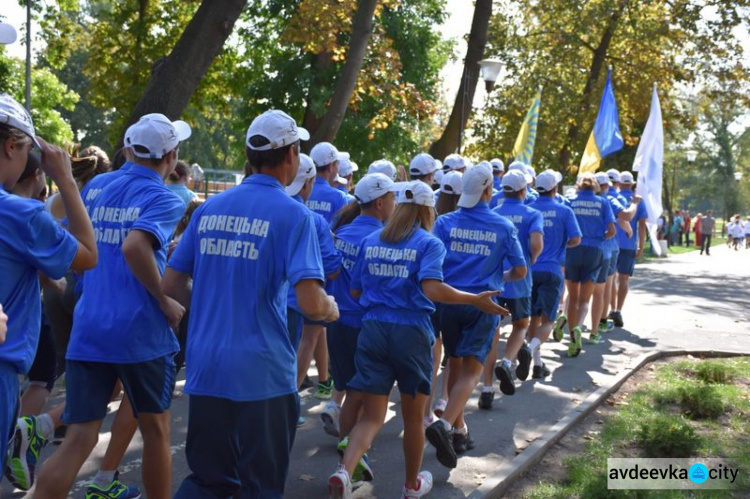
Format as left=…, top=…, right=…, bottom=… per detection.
left=439, top=304, right=500, bottom=363
left=327, top=321, right=360, bottom=392
left=286, top=307, right=303, bottom=350
left=565, top=245, right=603, bottom=283
left=596, top=258, right=610, bottom=284
left=430, top=305, right=442, bottom=340
left=495, top=296, right=531, bottom=321
left=607, top=249, right=619, bottom=276
left=1, top=364, right=20, bottom=472
left=348, top=318, right=434, bottom=397
left=63, top=356, right=176, bottom=424
left=531, top=271, right=564, bottom=320
left=617, top=249, right=636, bottom=276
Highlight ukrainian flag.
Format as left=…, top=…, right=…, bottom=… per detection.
left=579, top=68, right=623, bottom=174
left=512, top=87, right=542, bottom=166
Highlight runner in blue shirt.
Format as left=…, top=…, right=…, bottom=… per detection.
left=430, top=164, right=522, bottom=462
left=611, top=171, right=647, bottom=327
left=563, top=173, right=615, bottom=357
left=164, top=110, right=338, bottom=498
left=490, top=158, right=504, bottom=191
left=308, top=142, right=353, bottom=223
left=0, top=94, right=97, bottom=490
left=328, top=180, right=506, bottom=497
left=335, top=153, right=357, bottom=193
left=527, top=171, right=582, bottom=378
left=523, top=164, right=540, bottom=205
left=35, top=113, right=191, bottom=499
left=489, top=170, right=544, bottom=398
left=367, top=159, right=397, bottom=180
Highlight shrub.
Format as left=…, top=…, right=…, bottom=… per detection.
left=637, top=415, right=702, bottom=457
left=695, top=361, right=736, bottom=384
left=678, top=385, right=725, bottom=419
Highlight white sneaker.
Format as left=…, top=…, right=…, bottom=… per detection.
left=328, top=466, right=353, bottom=499
left=433, top=398, right=447, bottom=418
left=403, top=471, right=433, bottom=498
left=321, top=401, right=341, bottom=438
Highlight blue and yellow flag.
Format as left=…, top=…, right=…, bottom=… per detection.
left=512, top=87, right=542, bottom=166
left=579, top=69, right=623, bottom=174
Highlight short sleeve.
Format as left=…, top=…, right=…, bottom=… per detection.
left=529, top=210, right=544, bottom=235
left=564, top=207, right=583, bottom=239
left=504, top=227, right=526, bottom=268
left=636, top=202, right=648, bottom=222
left=609, top=196, right=625, bottom=217
left=287, top=212, right=325, bottom=287
left=315, top=214, right=342, bottom=276
left=168, top=204, right=203, bottom=275
left=602, top=199, right=616, bottom=225
left=132, top=193, right=185, bottom=250
left=350, top=240, right=366, bottom=292
left=417, top=236, right=446, bottom=282
left=23, top=208, right=79, bottom=279
left=432, top=218, right=449, bottom=247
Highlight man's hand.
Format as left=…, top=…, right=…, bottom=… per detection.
left=0, top=303, right=7, bottom=344
left=37, top=137, right=74, bottom=185
left=323, top=295, right=339, bottom=323
left=472, top=290, right=509, bottom=315
left=158, top=295, right=185, bottom=329
left=636, top=246, right=643, bottom=259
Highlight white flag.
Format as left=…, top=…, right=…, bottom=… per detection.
left=634, top=84, right=664, bottom=255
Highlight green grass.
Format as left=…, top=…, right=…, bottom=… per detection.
left=520, top=357, right=750, bottom=498
left=638, top=235, right=728, bottom=262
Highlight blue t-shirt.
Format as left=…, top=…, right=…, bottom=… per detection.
left=0, top=188, right=79, bottom=374
left=555, top=193, right=571, bottom=206
left=287, top=195, right=341, bottom=313
left=616, top=189, right=648, bottom=251
left=433, top=202, right=525, bottom=294
left=306, top=177, right=352, bottom=224
left=169, top=174, right=325, bottom=402
left=530, top=196, right=582, bottom=275
left=351, top=227, right=445, bottom=325
left=493, top=198, right=544, bottom=298
left=569, top=189, right=616, bottom=249
left=602, top=187, right=626, bottom=258
left=166, top=183, right=197, bottom=209
left=490, top=189, right=505, bottom=209
left=524, top=186, right=539, bottom=205
left=493, top=176, right=503, bottom=191
left=67, top=165, right=185, bottom=364
left=81, top=162, right=133, bottom=213
left=327, top=215, right=384, bottom=327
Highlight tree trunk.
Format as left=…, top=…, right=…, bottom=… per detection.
left=121, top=0, right=247, bottom=146
left=558, top=0, right=628, bottom=172
left=305, top=0, right=380, bottom=150
left=301, top=51, right=333, bottom=137
left=428, top=0, right=492, bottom=161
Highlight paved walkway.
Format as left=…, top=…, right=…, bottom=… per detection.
left=4, top=243, right=749, bottom=498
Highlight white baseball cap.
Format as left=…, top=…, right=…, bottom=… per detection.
left=337, top=154, right=357, bottom=177
left=501, top=169, right=528, bottom=192
left=434, top=169, right=445, bottom=185
left=458, top=163, right=493, bottom=208
left=286, top=153, right=316, bottom=196
left=607, top=168, right=621, bottom=183
left=551, top=170, right=563, bottom=184
left=125, top=113, right=191, bottom=159
left=0, top=22, right=18, bottom=45
left=524, top=164, right=536, bottom=179
left=368, top=159, right=397, bottom=180
left=310, top=142, right=343, bottom=167
left=354, top=173, right=401, bottom=204
left=508, top=160, right=532, bottom=183
left=620, top=171, right=634, bottom=184
left=444, top=153, right=467, bottom=171
left=396, top=180, right=435, bottom=207
left=594, top=171, right=610, bottom=185
left=440, top=170, right=463, bottom=195
left=490, top=158, right=504, bottom=173
left=246, top=110, right=309, bottom=151
left=409, top=153, right=437, bottom=176
left=0, top=93, right=40, bottom=148
left=535, top=171, right=558, bottom=193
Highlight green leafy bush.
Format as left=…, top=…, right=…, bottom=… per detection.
left=637, top=415, right=702, bottom=457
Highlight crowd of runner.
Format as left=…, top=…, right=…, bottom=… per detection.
left=5, top=92, right=710, bottom=499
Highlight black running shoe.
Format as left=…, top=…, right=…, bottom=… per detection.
left=494, top=362, right=515, bottom=395
left=477, top=391, right=494, bottom=410
left=300, top=375, right=314, bottom=390
left=532, top=363, right=551, bottom=379
left=516, top=344, right=532, bottom=381
left=452, top=431, right=476, bottom=454
left=612, top=310, right=624, bottom=328
left=425, top=421, right=457, bottom=468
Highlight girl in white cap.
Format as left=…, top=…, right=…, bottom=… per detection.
left=328, top=181, right=506, bottom=498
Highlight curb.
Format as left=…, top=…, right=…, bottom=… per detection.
left=467, top=349, right=749, bottom=499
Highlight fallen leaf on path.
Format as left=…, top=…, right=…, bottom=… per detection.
left=299, top=474, right=315, bottom=482
left=605, top=398, right=616, bottom=406
left=572, top=386, right=582, bottom=392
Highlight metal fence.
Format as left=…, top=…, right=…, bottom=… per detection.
left=189, top=168, right=244, bottom=199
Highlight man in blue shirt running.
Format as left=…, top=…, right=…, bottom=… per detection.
left=490, top=158, right=504, bottom=191
left=308, top=142, right=353, bottom=223
left=164, top=110, right=339, bottom=499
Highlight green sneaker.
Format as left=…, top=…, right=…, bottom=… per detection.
left=588, top=332, right=604, bottom=344
left=567, top=327, right=582, bottom=357
left=552, top=314, right=568, bottom=342
left=336, top=436, right=374, bottom=484
left=314, top=378, right=334, bottom=400
left=86, top=471, right=142, bottom=499
left=4, top=416, right=47, bottom=491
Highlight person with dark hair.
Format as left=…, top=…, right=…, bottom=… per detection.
left=166, top=160, right=198, bottom=208
left=490, top=158, right=504, bottom=190
left=35, top=113, right=191, bottom=499
left=435, top=170, right=462, bottom=216
left=79, top=145, right=111, bottom=175
left=328, top=180, right=506, bottom=498
left=699, top=210, right=715, bottom=255
left=164, top=110, right=338, bottom=498
left=0, top=93, right=98, bottom=490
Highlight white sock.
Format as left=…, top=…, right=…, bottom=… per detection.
left=482, top=385, right=493, bottom=393
left=454, top=425, right=468, bottom=435
left=533, top=348, right=542, bottom=366
left=36, top=413, right=54, bottom=441
left=439, top=418, right=451, bottom=431
left=502, top=358, right=512, bottom=368
left=93, top=470, right=116, bottom=488
left=528, top=337, right=541, bottom=352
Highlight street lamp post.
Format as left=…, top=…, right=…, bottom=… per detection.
left=457, top=59, right=503, bottom=154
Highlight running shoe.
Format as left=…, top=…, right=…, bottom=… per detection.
left=588, top=332, right=604, bottom=345
left=321, top=401, right=341, bottom=438
left=85, top=472, right=141, bottom=499
left=328, top=467, right=353, bottom=499
left=433, top=398, right=447, bottom=418
left=610, top=310, right=624, bottom=327
left=532, top=363, right=551, bottom=379
left=599, top=319, right=614, bottom=332
left=297, top=416, right=307, bottom=428
left=552, top=314, right=568, bottom=342
left=425, top=421, right=457, bottom=468
left=4, top=416, right=47, bottom=491
left=516, top=343, right=532, bottom=381
left=314, top=378, right=334, bottom=400
left=477, top=390, right=494, bottom=410
left=568, top=327, right=582, bottom=357
left=336, top=437, right=374, bottom=482
left=300, top=374, right=314, bottom=390
left=452, top=431, right=475, bottom=454
left=494, top=361, right=515, bottom=395
left=403, top=471, right=433, bottom=498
